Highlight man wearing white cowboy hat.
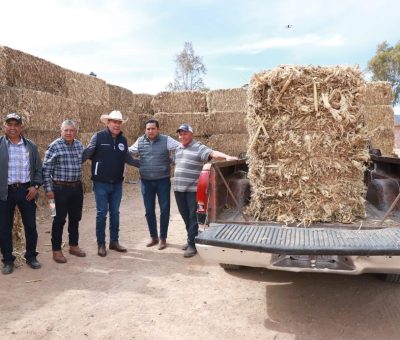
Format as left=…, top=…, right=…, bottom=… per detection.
left=83, top=110, right=138, bottom=257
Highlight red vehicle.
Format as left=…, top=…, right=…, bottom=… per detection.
left=195, top=155, right=400, bottom=282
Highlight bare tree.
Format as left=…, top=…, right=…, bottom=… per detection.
left=167, top=42, right=207, bottom=91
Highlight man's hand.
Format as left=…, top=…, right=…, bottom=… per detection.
left=226, top=156, right=239, bottom=161
left=26, top=186, right=38, bottom=201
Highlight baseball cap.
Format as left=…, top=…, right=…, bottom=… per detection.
left=5, top=113, right=22, bottom=123
left=176, top=123, right=193, bottom=133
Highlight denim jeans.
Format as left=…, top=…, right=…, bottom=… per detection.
left=52, top=183, right=83, bottom=251
left=93, top=181, right=123, bottom=246
left=174, top=191, right=198, bottom=247
left=0, top=187, right=38, bottom=263
left=140, top=178, right=171, bottom=240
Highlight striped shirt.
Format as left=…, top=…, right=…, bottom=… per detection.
left=7, top=138, right=30, bottom=184
left=174, top=140, right=212, bottom=192
left=42, top=138, right=84, bottom=192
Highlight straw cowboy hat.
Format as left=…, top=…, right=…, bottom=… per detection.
left=100, top=110, right=128, bottom=125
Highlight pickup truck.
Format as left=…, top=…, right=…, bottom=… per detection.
left=194, top=154, right=400, bottom=283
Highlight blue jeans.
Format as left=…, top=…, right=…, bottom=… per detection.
left=174, top=191, right=198, bottom=247
left=141, top=178, right=171, bottom=240
left=93, top=181, right=123, bottom=246
left=0, top=187, right=38, bottom=264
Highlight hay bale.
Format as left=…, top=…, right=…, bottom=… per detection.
left=0, top=46, right=66, bottom=95
left=108, top=84, right=133, bottom=110
left=0, top=85, right=20, bottom=116
left=370, top=127, right=395, bottom=156
left=23, top=129, right=61, bottom=158
left=208, top=133, right=248, bottom=157
left=124, top=166, right=141, bottom=182
left=154, top=112, right=211, bottom=137
left=360, top=81, right=393, bottom=105
left=152, top=91, right=207, bottom=113
left=12, top=207, right=26, bottom=266
left=78, top=103, right=109, bottom=132
left=209, top=111, right=247, bottom=134
left=206, top=88, right=247, bottom=112
left=122, top=107, right=141, bottom=138
left=246, top=65, right=368, bottom=225
left=132, top=93, right=154, bottom=114
left=65, top=70, right=109, bottom=106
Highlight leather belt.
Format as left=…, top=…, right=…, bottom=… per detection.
left=53, top=180, right=82, bottom=187
left=8, top=182, right=30, bottom=189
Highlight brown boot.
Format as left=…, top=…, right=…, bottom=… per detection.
left=69, top=246, right=86, bottom=257
left=53, top=251, right=67, bottom=263
left=158, top=239, right=167, bottom=250
left=146, top=238, right=159, bottom=247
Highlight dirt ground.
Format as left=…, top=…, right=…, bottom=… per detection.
left=1, top=183, right=400, bottom=340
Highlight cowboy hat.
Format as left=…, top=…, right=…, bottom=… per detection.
left=100, top=110, right=128, bottom=125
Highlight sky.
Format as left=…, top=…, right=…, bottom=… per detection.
left=0, top=0, right=399, bottom=107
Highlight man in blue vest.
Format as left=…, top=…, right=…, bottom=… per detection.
left=129, top=119, right=180, bottom=250
left=83, top=110, right=138, bottom=257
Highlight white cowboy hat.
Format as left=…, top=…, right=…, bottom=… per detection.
left=100, top=110, right=128, bottom=125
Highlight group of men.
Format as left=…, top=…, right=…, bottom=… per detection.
left=0, top=110, right=237, bottom=275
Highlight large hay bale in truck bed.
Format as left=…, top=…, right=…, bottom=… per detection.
left=206, top=88, right=247, bottom=112
left=246, top=65, right=368, bottom=225
left=360, top=81, right=393, bottom=105
left=0, top=46, right=66, bottom=95
left=65, top=70, right=109, bottom=106
left=153, top=112, right=211, bottom=137
left=152, top=91, right=207, bottom=113
left=132, top=93, right=154, bottom=115
left=108, top=84, right=133, bottom=110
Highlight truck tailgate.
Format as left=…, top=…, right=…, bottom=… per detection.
left=195, top=223, right=400, bottom=255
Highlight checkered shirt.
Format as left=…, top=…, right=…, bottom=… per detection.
left=7, top=138, right=30, bottom=184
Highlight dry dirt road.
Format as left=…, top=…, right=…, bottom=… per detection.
left=1, top=183, right=400, bottom=340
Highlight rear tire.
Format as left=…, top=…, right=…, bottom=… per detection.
left=382, top=274, right=400, bottom=283
left=219, top=263, right=242, bottom=270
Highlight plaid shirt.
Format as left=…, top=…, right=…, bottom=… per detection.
left=7, top=137, right=30, bottom=184
left=42, top=138, right=83, bottom=192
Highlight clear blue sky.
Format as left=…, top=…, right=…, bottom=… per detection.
left=0, top=0, right=398, bottom=99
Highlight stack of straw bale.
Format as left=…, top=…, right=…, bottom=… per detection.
left=206, top=88, right=247, bottom=112
left=108, top=84, right=133, bottom=111
left=65, top=70, right=109, bottom=106
left=12, top=208, right=26, bottom=266
left=0, top=46, right=66, bottom=95
left=360, top=82, right=394, bottom=155
left=132, top=94, right=154, bottom=114
left=246, top=65, right=369, bottom=225
left=151, top=91, right=207, bottom=113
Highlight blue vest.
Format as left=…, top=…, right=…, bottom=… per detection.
left=138, top=134, right=170, bottom=180
left=91, top=129, right=127, bottom=183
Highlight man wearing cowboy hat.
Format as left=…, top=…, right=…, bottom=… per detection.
left=83, top=110, right=138, bottom=257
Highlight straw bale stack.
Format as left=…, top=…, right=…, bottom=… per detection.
left=65, top=70, right=109, bottom=106
left=0, top=85, right=20, bottom=116
left=152, top=91, right=207, bottom=113
left=246, top=65, right=369, bottom=225
left=124, top=166, right=141, bottom=182
left=108, top=84, right=133, bottom=110
left=154, top=112, right=211, bottom=137
left=208, top=111, right=247, bottom=134
left=206, top=88, right=247, bottom=112
left=78, top=103, right=109, bottom=132
left=122, top=107, right=141, bottom=138
left=138, top=114, right=154, bottom=130
left=0, top=46, right=66, bottom=95
left=132, top=94, right=154, bottom=115
left=360, top=81, right=393, bottom=105
left=208, top=133, right=248, bottom=157
left=24, top=129, right=60, bottom=158
left=12, top=207, right=26, bottom=266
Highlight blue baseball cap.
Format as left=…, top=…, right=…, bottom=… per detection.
left=176, top=123, right=193, bottom=133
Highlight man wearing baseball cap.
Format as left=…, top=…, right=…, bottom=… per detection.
left=174, top=123, right=238, bottom=257
left=0, top=113, right=43, bottom=274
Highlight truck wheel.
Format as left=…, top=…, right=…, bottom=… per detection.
left=382, top=274, right=400, bottom=283
left=219, top=263, right=242, bottom=270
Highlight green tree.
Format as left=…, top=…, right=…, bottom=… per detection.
left=167, top=42, right=207, bottom=91
left=367, top=41, right=400, bottom=105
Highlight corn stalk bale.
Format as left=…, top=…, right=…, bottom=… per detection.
left=78, top=103, right=109, bottom=132
left=12, top=207, right=26, bottom=266
left=154, top=112, right=211, bottom=137
left=108, top=84, right=133, bottom=110
left=370, top=127, right=395, bottom=156
left=208, top=133, right=248, bottom=157
left=132, top=93, right=154, bottom=115
left=360, top=81, right=393, bottom=105
left=151, top=91, right=207, bottom=113
left=208, top=111, right=247, bottom=134
left=65, top=70, right=109, bottom=106
left=1, top=46, right=67, bottom=95
left=206, top=88, right=247, bottom=112
left=246, top=65, right=369, bottom=225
